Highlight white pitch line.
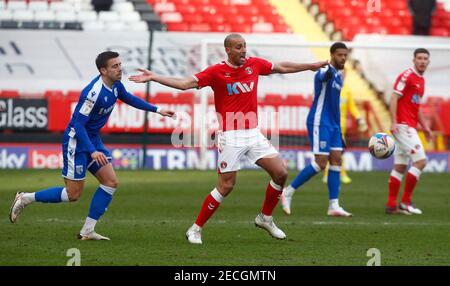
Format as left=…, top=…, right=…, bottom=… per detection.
left=33, top=218, right=450, bottom=227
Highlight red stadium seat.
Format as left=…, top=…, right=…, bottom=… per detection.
left=264, top=93, right=283, bottom=104
left=430, top=27, right=449, bottom=37
left=0, top=90, right=20, bottom=98
left=182, top=13, right=204, bottom=24
left=189, top=23, right=211, bottom=32
left=67, top=90, right=81, bottom=100
left=44, top=90, right=64, bottom=99
left=177, top=92, right=195, bottom=103
left=211, top=23, right=233, bottom=32
left=166, top=22, right=190, bottom=31
left=155, top=92, right=175, bottom=100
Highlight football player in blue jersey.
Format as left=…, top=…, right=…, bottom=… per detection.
left=9, top=51, right=175, bottom=240
left=281, top=42, right=353, bottom=217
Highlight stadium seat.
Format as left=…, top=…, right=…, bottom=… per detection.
left=189, top=23, right=211, bottom=32
left=7, top=1, right=27, bottom=11
left=28, top=1, right=49, bottom=11
left=21, top=21, right=40, bottom=29
left=155, top=0, right=290, bottom=33
left=0, top=90, right=20, bottom=98
left=44, top=90, right=65, bottom=99
left=42, top=21, right=62, bottom=29
left=67, top=90, right=81, bottom=100
left=0, top=20, right=19, bottom=28
left=0, top=10, right=13, bottom=21
left=34, top=11, right=56, bottom=22
left=166, top=22, right=189, bottom=31
left=264, top=93, right=283, bottom=104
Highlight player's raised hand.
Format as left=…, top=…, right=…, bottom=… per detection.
left=158, top=109, right=177, bottom=119
left=310, top=61, right=329, bottom=71
left=91, top=151, right=109, bottom=166
left=129, top=68, right=153, bottom=83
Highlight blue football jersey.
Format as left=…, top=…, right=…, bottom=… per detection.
left=306, top=65, right=343, bottom=127
left=67, top=75, right=123, bottom=136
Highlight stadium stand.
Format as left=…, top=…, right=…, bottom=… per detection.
left=146, top=0, right=292, bottom=33
left=0, top=0, right=163, bottom=31
left=1, top=0, right=449, bottom=151
left=303, top=0, right=450, bottom=40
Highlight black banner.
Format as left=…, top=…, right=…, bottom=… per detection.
left=0, top=98, right=48, bottom=131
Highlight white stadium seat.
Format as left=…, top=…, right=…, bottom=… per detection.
left=55, top=11, right=77, bottom=22
left=104, top=21, right=125, bottom=31
left=49, top=2, right=73, bottom=12
left=13, top=10, right=34, bottom=21
left=112, top=2, right=134, bottom=13
left=82, top=21, right=104, bottom=31
left=28, top=1, right=49, bottom=12
left=7, top=1, right=28, bottom=11
left=34, top=10, right=56, bottom=22
left=0, top=10, right=13, bottom=21
left=160, top=12, right=182, bottom=23
left=127, top=21, right=148, bottom=31
left=98, top=11, right=119, bottom=22
left=77, top=10, right=97, bottom=22
left=121, top=11, right=141, bottom=23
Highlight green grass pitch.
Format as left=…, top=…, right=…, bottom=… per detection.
left=1, top=169, right=449, bottom=266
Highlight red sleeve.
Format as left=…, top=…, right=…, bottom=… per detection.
left=254, top=57, right=274, bottom=76
left=393, top=71, right=408, bottom=96
left=193, top=65, right=216, bottom=88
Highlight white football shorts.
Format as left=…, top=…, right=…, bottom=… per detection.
left=392, top=124, right=427, bottom=164
left=217, top=128, right=278, bottom=173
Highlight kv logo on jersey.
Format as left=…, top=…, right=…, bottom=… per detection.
left=226, top=81, right=254, bottom=95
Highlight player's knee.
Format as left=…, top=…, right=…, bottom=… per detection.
left=414, top=159, right=427, bottom=170
left=316, top=160, right=328, bottom=170
left=103, top=178, right=119, bottom=189
left=273, top=168, right=288, bottom=185
left=67, top=188, right=82, bottom=202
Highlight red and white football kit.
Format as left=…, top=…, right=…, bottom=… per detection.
left=392, top=67, right=427, bottom=164
left=193, top=57, right=278, bottom=173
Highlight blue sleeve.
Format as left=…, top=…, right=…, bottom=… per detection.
left=116, top=82, right=158, bottom=112
left=119, top=92, right=158, bottom=113
left=73, top=91, right=96, bottom=154
left=316, top=65, right=332, bottom=82
left=74, top=114, right=96, bottom=154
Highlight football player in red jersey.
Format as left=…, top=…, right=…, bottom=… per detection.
left=386, top=48, right=432, bottom=215
left=130, top=34, right=327, bottom=244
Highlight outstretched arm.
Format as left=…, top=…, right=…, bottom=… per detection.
left=272, top=61, right=328, bottom=74
left=118, top=90, right=175, bottom=118
left=129, top=68, right=198, bottom=91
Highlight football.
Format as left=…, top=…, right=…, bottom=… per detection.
left=368, top=132, right=396, bottom=159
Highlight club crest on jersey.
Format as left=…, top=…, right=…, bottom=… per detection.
left=224, top=73, right=231, bottom=78
left=411, top=94, right=421, bottom=104
left=226, top=81, right=254, bottom=95
left=245, top=67, right=253, bottom=75
left=76, top=165, right=83, bottom=175
left=332, top=81, right=342, bottom=91
left=220, top=161, right=227, bottom=169
left=320, top=141, right=327, bottom=149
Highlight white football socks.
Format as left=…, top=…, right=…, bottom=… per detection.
left=80, top=217, right=97, bottom=235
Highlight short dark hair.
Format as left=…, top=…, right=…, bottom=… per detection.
left=224, top=33, right=243, bottom=47
left=414, top=48, right=430, bottom=57
left=96, top=51, right=119, bottom=70
left=330, top=42, right=348, bottom=54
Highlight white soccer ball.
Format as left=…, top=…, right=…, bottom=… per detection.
left=368, top=132, right=396, bottom=159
